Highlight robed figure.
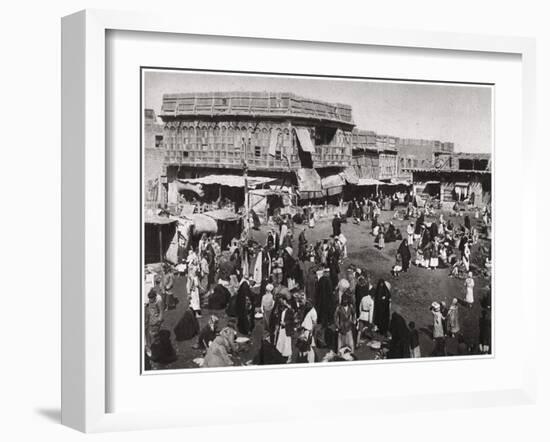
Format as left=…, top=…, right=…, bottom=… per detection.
left=397, top=239, right=411, bottom=272
left=316, top=272, right=334, bottom=327
left=235, top=280, right=254, bottom=335
left=373, top=279, right=392, bottom=335
left=387, top=311, right=410, bottom=359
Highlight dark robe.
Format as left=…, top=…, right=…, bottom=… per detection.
left=252, top=339, right=287, bottom=365
left=429, top=222, right=439, bottom=240
left=174, top=309, right=200, bottom=341
left=420, top=228, right=431, bottom=249
left=316, top=275, right=334, bottom=327
left=251, top=209, right=261, bottom=230
left=298, top=230, right=307, bottom=261
left=373, top=279, right=391, bottom=335
left=459, top=236, right=468, bottom=256
left=464, top=215, right=471, bottom=231
left=384, top=224, right=397, bottom=243
left=388, top=312, right=410, bottom=359
left=479, top=315, right=491, bottom=347
left=208, top=284, right=231, bottom=310
left=327, top=248, right=340, bottom=289
left=332, top=216, right=342, bottom=237
left=197, top=325, right=217, bottom=350
left=235, top=281, right=253, bottom=335
left=150, top=330, right=177, bottom=364
left=415, top=213, right=425, bottom=235
left=303, top=261, right=318, bottom=303
left=397, top=239, right=411, bottom=271
left=283, top=253, right=297, bottom=284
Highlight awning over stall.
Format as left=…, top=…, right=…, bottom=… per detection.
left=178, top=174, right=275, bottom=188
left=295, top=127, right=315, bottom=153
left=341, top=167, right=359, bottom=184
left=203, top=209, right=242, bottom=222
left=357, top=178, right=385, bottom=186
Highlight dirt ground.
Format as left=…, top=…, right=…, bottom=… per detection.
left=147, top=206, right=491, bottom=371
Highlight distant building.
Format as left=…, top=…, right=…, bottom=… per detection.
left=433, top=151, right=491, bottom=171
left=351, top=130, right=398, bottom=181
left=397, top=137, right=455, bottom=174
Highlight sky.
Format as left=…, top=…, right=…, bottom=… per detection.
left=144, top=70, right=492, bottom=154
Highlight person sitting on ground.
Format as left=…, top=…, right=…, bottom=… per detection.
left=193, top=315, right=219, bottom=351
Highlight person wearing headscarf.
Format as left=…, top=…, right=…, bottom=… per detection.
left=298, top=229, right=308, bottom=262
left=261, top=283, right=275, bottom=332
left=346, top=267, right=357, bottom=296
left=208, top=279, right=231, bottom=310
left=429, top=221, right=439, bottom=241
left=373, top=279, right=392, bottom=335
left=388, top=310, right=410, bottom=359
left=464, top=271, right=475, bottom=307
left=149, top=329, right=177, bottom=365
left=397, top=238, right=411, bottom=272
left=303, top=256, right=318, bottom=303
left=356, top=277, right=374, bottom=345
left=283, top=246, right=297, bottom=289
left=188, top=273, right=201, bottom=318
left=145, top=289, right=164, bottom=351
left=316, top=268, right=334, bottom=328
left=275, top=296, right=295, bottom=362
left=414, top=211, right=425, bottom=236
left=199, top=254, right=210, bottom=296
left=299, top=299, right=318, bottom=363
left=194, top=315, right=219, bottom=351
left=464, top=215, right=471, bottom=232
left=336, top=278, right=351, bottom=305
left=202, top=327, right=236, bottom=368
left=478, top=309, right=491, bottom=354
left=173, top=306, right=200, bottom=341
left=462, top=242, right=471, bottom=272
left=384, top=222, right=397, bottom=243
left=279, top=221, right=288, bottom=248
left=252, top=331, right=287, bottom=365
left=327, top=244, right=340, bottom=289
left=430, top=302, right=446, bottom=356
left=406, top=222, right=415, bottom=246
left=447, top=298, right=460, bottom=336
left=334, top=294, right=356, bottom=352
left=332, top=213, right=342, bottom=237
left=235, top=278, right=254, bottom=335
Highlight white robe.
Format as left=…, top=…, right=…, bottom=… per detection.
left=253, top=251, right=263, bottom=285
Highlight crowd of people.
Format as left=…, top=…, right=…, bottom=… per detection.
left=144, top=192, right=492, bottom=369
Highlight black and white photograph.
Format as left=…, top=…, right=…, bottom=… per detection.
left=142, top=69, right=493, bottom=371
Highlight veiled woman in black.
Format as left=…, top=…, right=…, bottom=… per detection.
left=373, top=279, right=392, bottom=335
left=316, top=271, right=334, bottom=327
left=388, top=311, right=410, bottom=359
left=397, top=239, right=411, bottom=272
left=414, top=212, right=425, bottom=235
left=235, top=279, right=254, bottom=335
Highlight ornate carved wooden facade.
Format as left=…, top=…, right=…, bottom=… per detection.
left=157, top=92, right=355, bottom=176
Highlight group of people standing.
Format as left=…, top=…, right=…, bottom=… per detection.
left=144, top=196, right=492, bottom=369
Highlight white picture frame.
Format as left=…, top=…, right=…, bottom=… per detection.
left=61, top=9, right=537, bottom=433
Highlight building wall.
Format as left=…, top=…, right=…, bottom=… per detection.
left=159, top=118, right=353, bottom=172
left=396, top=138, right=454, bottom=174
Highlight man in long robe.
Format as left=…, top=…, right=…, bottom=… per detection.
left=332, top=214, right=342, bottom=237
left=373, top=279, right=391, bottom=335
left=397, top=239, right=411, bottom=272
